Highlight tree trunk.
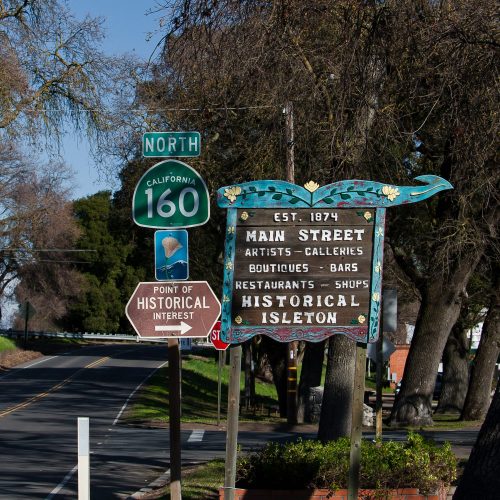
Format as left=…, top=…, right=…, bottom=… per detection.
left=317, top=335, right=356, bottom=441
left=454, top=379, right=500, bottom=499
left=435, top=321, right=469, bottom=414
left=260, top=336, right=288, bottom=417
left=461, top=284, right=500, bottom=421
left=297, top=340, right=325, bottom=423
left=389, top=259, right=479, bottom=426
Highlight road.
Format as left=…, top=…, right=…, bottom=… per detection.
left=0, top=343, right=169, bottom=499
left=0, top=344, right=479, bottom=498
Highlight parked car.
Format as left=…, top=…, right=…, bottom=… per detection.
left=433, top=372, right=443, bottom=399
left=395, top=372, right=443, bottom=400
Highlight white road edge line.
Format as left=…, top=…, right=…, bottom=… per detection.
left=187, top=429, right=205, bottom=442
left=113, top=360, right=168, bottom=426
left=45, top=464, right=78, bottom=500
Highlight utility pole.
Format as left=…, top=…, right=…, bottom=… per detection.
left=285, top=101, right=298, bottom=424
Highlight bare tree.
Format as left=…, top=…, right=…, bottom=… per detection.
left=436, top=320, right=470, bottom=414
left=0, top=142, right=82, bottom=327
left=0, top=0, right=139, bottom=164
left=454, top=378, right=500, bottom=499
left=318, top=336, right=356, bottom=441
left=461, top=269, right=500, bottom=421
left=137, top=0, right=499, bottom=431
left=387, top=0, right=499, bottom=426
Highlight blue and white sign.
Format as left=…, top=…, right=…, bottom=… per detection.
left=179, top=338, right=193, bottom=351
left=154, top=230, right=189, bottom=280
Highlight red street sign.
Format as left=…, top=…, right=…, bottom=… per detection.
left=210, top=321, right=229, bottom=351
left=126, top=281, right=221, bottom=338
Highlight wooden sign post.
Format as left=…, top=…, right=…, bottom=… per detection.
left=223, top=345, right=242, bottom=500
left=168, top=338, right=182, bottom=499
left=217, top=175, right=452, bottom=499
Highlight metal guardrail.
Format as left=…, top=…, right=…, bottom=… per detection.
left=0, top=329, right=138, bottom=341
left=0, top=329, right=212, bottom=347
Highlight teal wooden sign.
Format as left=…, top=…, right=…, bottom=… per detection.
left=133, top=160, right=210, bottom=229
left=217, top=175, right=452, bottom=344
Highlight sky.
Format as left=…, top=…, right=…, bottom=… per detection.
left=63, top=1, right=163, bottom=199
left=0, top=2, right=164, bottom=328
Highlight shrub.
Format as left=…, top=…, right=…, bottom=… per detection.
left=0, top=337, right=17, bottom=353
left=236, top=433, right=456, bottom=494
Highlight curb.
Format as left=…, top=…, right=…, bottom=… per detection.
left=126, top=462, right=204, bottom=499
left=126, top=469, right=171, bottom=499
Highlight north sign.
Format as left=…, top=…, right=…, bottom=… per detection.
left=143, top=132, right=201, bottom=158
left=126, top=281, right=221, bottom=339
left=133, top=160, right=209, bottom=229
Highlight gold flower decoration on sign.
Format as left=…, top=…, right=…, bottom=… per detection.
left=223, top=186, right=242, bottom=203
left=357, top=314, right=366, bottom=324
left=240, top=211, right=249, bottom=221
left=234, top=316, right=243, bottom=324
left=381, top=185, right=400, bottom=202
left=372, top=292, right=380, bottom=302
left=363, top=211, right=373, bottom=221
left=304, top=181, right=320, bottom=192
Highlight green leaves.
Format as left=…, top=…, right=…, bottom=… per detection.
left=236, top=434, right=457, bottom=491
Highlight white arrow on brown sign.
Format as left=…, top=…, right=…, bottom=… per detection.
left=155, top=321, right=192, bottom=335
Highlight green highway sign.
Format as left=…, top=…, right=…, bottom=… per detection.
left=133, top=159, right=210, bottom=229
left=143, top=132, right=201, bottom=157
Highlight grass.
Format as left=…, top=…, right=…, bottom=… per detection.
left=127, top=351, right=281, bottom=424
left=364, top=377, right=395, bottom=393
left=422, top=413, right=482, bottom=430
left=126, top=348, right=481, bottom=431
left=0, top=336, right=17, bottom=352
left=159, top=460, right=224, bottom=499
left=27, top=337, right=85, bottom=350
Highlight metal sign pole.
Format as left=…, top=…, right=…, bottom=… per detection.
left=217, top=350, right=222, bottom=426
left=223, top=345, right=242, bottom=500
left=23, top=301, right=30, bottom=349
left=168, top=338, right=182, bottom=500
left=375, top=330, right=384, bottom=439
left=348, top=342, right=367, bottom=500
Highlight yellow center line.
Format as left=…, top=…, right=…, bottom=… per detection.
left=0, top=356, right=110, bottom=419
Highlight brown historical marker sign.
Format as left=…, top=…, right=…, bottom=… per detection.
left=232, top=208, right=375, bottom=329
left=126, top=281, right=221, bottom=338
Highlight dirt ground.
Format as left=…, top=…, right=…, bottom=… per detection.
left=0, top=338, right=83, bottom=373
